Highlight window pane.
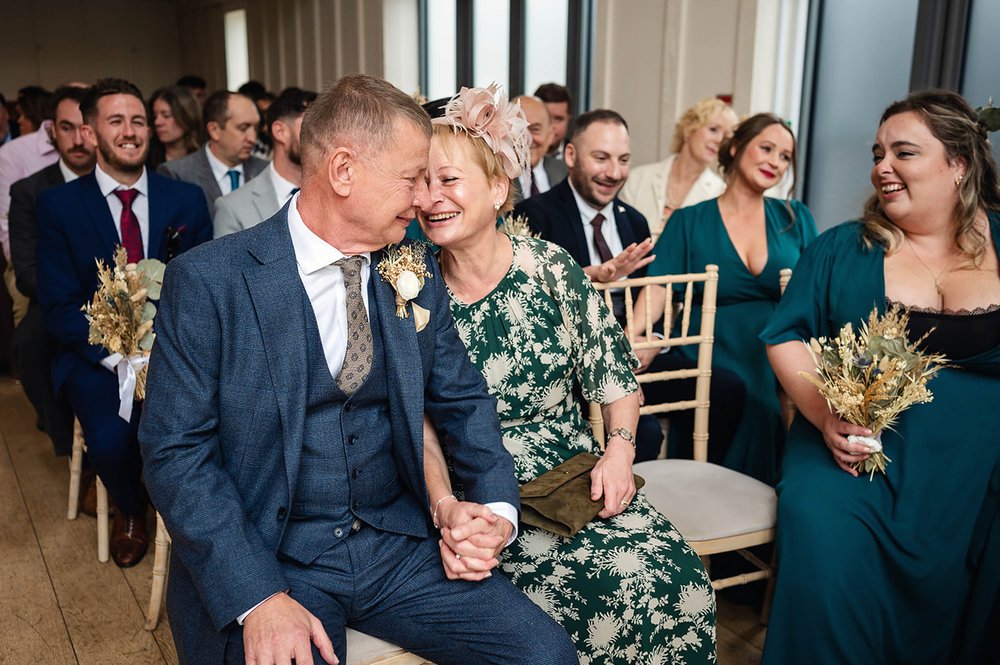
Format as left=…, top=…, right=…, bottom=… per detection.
left=224, top=9, right=250, bottom=91
left=427, top=0, right=457, bottom=99
left=524, top=0, right=569, bottom=94
left=962, top=0, right=1000, bottom=166
left=383, top=0, right=420, bottom=95
left=473, top=0, right=509, bottom=90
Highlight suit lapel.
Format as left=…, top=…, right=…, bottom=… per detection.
left=614, top=200, right=637, bottom=247
left=371, top=249, right=422, bottom=451
left=78, top=172, right=120, bottom=254
left=198, top=149, right=223, bottom=201
left=555, top=181, right=591, bottom=267
left=243, top=216, right=307, bottom=489
left=146, top=172, right=169, bottom=260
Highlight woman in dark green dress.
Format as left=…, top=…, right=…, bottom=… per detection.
left=418, top=86, right=716, bottom=664
left=634, top=114, right=817, bottom=484
left=761, top=90, right=1000, bottom=664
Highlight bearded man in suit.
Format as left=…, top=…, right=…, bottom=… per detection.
left=36, top=78, right=212, bottom=566
left=139, top=74, right=577, bottom=665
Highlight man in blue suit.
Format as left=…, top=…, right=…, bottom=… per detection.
left=36, top=78, right=212, bottom=567
left=139, top=75, right=577, bottom=665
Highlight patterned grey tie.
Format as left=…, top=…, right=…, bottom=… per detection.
left=334, top=256, right=372, bottom=394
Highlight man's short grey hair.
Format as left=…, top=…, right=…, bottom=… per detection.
left=300, top=74, right=431, bottom=173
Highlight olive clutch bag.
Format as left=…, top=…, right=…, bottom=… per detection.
left=519, top=452, right=645, bottom=538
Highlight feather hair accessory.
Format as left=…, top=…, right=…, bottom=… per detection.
left=432, top=83, right=531, bottom=179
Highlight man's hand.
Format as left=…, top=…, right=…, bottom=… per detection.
left=243, top=592, right=338, bottom=665
left=589, top=238, right=655, bottom=283
left=631, top=336, right=660, bottom=373
left=435, top=501, right=513, bottom=581
left=590, top=439, right=637, bottom=518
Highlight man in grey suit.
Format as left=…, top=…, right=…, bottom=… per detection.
left=511, top=95, right=568, bottom=203
left=157, top=90, right=268, bottom=211
left=140, top=75, right=577, bottom=665
left=213, top=88, right=316, bottom=237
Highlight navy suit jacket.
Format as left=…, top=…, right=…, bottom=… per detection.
left=9, top=161, right=65, bottom=300
left=138, top=207, right=517, bottom=662
left=35, top=169, right=212, bottom=391
left=514, top=178, right=651, bottom=278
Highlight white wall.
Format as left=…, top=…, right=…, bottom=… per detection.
left=1, top=0, right=183, bottom=98
left=592, top=0, right=808, bottom=167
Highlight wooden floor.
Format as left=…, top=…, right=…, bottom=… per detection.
left=0, top=378, right=764, bottom=664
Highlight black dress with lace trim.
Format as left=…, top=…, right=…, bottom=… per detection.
left=888, top=299, right=1000, bottom=358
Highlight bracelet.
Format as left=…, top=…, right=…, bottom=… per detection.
left=432, top=494, right=457, bottom=529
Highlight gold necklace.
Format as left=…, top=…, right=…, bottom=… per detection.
left=904, top=235, right=953, bottom=298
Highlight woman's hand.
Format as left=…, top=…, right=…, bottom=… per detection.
left=588, top=238, right=655, bottom=283
left=590, top=439, right=637, bottom=518
left=631, top=336, right=659, bottom=373
left=819, top=412, right=874, bottom=477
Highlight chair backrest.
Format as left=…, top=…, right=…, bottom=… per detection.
left=589, top=265, right=719, bottom=461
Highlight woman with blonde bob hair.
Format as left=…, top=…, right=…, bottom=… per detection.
left=760, top=89, right=1000, bottom=664
left=621, top=97, right=737, bottom=238
left=419, top=85, right=717, bottom=664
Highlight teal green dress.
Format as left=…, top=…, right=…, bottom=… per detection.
left=448, top=235, right=717, bottom=665
left=759, top=218, right=1000, bottom=664
left=648, top=198, right=817, bottom=484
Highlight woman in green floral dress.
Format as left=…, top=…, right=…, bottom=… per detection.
left=418, top=86, right=716, bottom=665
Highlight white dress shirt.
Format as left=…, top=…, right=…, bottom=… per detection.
left=568, top=180, right=625, bottom=267
left=205, top=145, right=244, bottom=196
left=517, top=162, right=552, bottom=199
left=268, top=163, right=299, bottom=210
left=94, top=163, right=150, bottom=257
left=57, top=159, right=83, bottom=184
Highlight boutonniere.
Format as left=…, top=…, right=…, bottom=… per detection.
left=377, top=243, right=432, bottom=331
left=164, top=225, right=186, bottom=264
left=616, top=204, right=625, bottom=214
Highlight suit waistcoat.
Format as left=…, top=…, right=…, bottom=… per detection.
left=277, top=278, right=426, bottom=565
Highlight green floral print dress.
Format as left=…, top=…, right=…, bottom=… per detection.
left=447, top=235, right=716, bottom=665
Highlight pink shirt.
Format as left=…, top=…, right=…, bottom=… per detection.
left=0, top=120, right=59, bottom=259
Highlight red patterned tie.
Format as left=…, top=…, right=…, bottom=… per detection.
left=591, top=213, right=614, bottom=263
left=114, top=189, right=144, bottom=262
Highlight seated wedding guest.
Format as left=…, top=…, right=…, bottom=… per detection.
left=761, top=90, right=1000, bottom=665
left=516, top=109, right=743, bottom=463
left=214, top=87, right=316, bottom=236
left=534, top=83, right=572, bottom=160
left=175, top=74, right=207, bottom=106
left=36, top=78, right=212, bottom=567
left=0, top=86, right=56, bottom=335
left=420, top=84, right=716, bottom=664
left=635, top=113, right=816, bottom=483
left=512, top=95, right=567, bottom=200
left=147, top=85, right=202, bottom=171
left=9, top=85, right=93, bottom=458
left=157, top=90, right=267, bottom=212
left=0, top=93, right=11, bottom=144
left=620, top=98, right=737, bottom=240
left=139, top=74, right=577, bottom=665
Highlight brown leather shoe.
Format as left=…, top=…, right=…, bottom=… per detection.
left=110, top=511, right=149, bottom=568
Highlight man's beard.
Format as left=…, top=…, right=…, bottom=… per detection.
left=98, top=137, right=146, bottom=175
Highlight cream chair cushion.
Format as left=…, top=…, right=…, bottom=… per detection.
left=634, top=459, right=776, bottom=542
left=346, top=629, right=426, bottom=665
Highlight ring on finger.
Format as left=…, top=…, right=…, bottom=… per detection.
left=619, top=499, right=629, bottom=507
left=455, top=552, right=462, bottom=560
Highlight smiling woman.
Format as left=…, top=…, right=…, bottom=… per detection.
left=634, top=113, right=817, bottom=485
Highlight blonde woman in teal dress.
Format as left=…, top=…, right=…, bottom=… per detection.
left=633, top=114, right=817, bottom=484
left=761, top=90, right=1000, bottom=664
left=418, top=86, right=716, bottom=665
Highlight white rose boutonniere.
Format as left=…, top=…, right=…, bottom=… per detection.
left=378, top=243, right=433, bottom=331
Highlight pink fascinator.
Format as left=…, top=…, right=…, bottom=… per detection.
left=432, top=83, right=531, bottom=180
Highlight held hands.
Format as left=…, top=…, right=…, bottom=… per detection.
left=591, top=238, right=655, bottom=283
left=243, top=592, right=338, bottom=665
left=820, top=412, right=873, bottom=477
left=590, top=438, right=637, bottom=518
left=631, top=336, right=659, bottom=374
left=435, top=500, right=513, bottom=582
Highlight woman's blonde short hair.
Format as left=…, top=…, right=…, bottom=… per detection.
left=862, top=90, right=1000, bottom=265
left=671, top=98, right=737, bottom=154
left=432, top=123, right=516, bottom=216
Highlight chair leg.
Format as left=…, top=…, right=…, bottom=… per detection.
left=760, top=552, right=777, bottom=625
left=145, top=513, right=171, bottom=630
left=96, top=476, right=109, bottom=563
left=67, top=421, right=84, bottom=520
